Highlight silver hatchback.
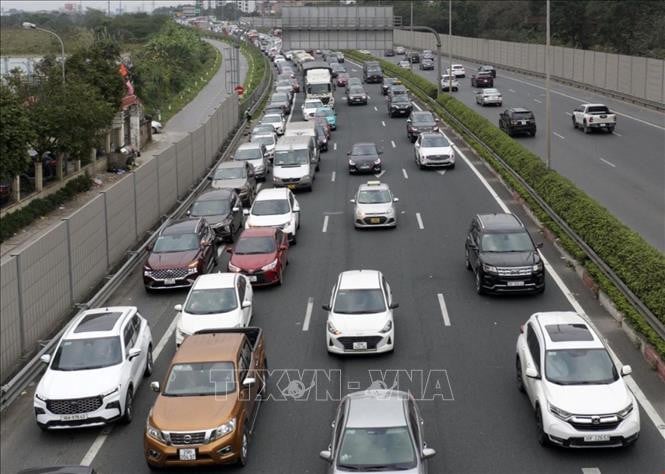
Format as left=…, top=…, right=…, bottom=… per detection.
left=320, top=390, right=436, bottom=473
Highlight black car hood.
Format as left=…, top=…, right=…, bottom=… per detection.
left=351, top=154, right=379, bottom=164
left=480, top=250, right=540, bottom=266
left=192, top=212, right=231, bottom=225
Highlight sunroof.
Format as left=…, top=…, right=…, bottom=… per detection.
left=545, top=323, right=593, bottom=342
left=74, top=312, right=122, bottom=333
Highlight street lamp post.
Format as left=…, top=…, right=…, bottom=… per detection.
left=448, top=0, right=452, bottom=94
left=400, top=26, right=442, bottom=96
left=545, top=0, right=552, bottom=169
left=22, top=22, right=65, bottom=85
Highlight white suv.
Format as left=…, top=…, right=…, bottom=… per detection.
left=323, top=270, right=397, bottom=354
left=174, top=273, right=254, bottom=348
left=244, top=187, right=300, bottom=244
left=516, top=311, right=639, bottom=448
left=34, top=306, right=153, bottom=430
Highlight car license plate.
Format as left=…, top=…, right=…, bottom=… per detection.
left=507, top=281, right=525, bottom=287
left=179, top=448, right=196, bottom=460
left=370, top=218, right=380, bottom=224
left=287, top=184, right=296, bottom=189
left=61, top=413, right=87, bottom=421
left=584, top=434, right=610, bottom=442
left=247, top=275, right=258, bottom=282
left=353, top=342, right=368, bottom=350
left=164, top=278, right=176, bottom=285
left=600, top=123, right=606, bottom=127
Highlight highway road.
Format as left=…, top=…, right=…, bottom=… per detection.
left=2, top=59, right=664, bottom=474
left=375, top=50, right=665, bottom=251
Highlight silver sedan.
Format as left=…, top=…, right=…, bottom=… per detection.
left=475, top=88, right=503, bottom=107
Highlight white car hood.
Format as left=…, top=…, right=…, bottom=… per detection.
left=245, top=158, right=264, bottom=169
left=178, top=310, right=243, bottom=334
left=545, top=379, right=632, bottom=414
left=421, top=145, right=453, bottom=157
left=329, top=312, right=390, bottom=334
left=274, top=164, right=309, bottom=179
left=357, top=203, right=393, bottom=215
left=37, top=364, right=124, bottom=400
left=247, top=212, right=291, bottom=228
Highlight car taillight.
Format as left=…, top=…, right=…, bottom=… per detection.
left=520, top=324, right=525, bottom=334
left=589, top=117, right=593, bottom=123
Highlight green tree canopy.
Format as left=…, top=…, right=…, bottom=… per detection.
left=0, top=85, right=35, bottom=180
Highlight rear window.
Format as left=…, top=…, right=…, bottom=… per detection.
left=587, top=106, right=610, bottom=114
left=545, top=323, right=594, bottom=342
left=513, top=111, right=534, bottom=120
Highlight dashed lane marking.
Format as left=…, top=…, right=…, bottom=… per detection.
left=322, top=215, right=329, bottom=233
left=302, top=297, right=314, bottom=331
left=331, top=171, right=336, bottom=182
left=391, top=140, right=396, bottom=148
left=402, top=168, right=408, bottom=179
left=416, top=212, right=424, bottom=229
left=553, top=132, right=565, bottom=139
left=600, top=158, right=616, bottom=168
left=437, top=293, right=451, bottom=326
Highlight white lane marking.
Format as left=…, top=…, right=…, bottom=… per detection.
left=333, top=142, right=337, bottom=151
left=155, top=317, right=179, bottom=359
left=381, top=121, right=386, bottom=127
left=500, top=75, right=665, bottom=131
left=256, top=182, right=263, bottom=191
left=453, top=143, right=665, bottom=441
left=565, top=112, right=573, bottom=116
left=402, top=168, right=409, bottom=179
left=581, top=469, right=601, bottom=474
left=508, top=88, right=516, bottom=93
left=553, top=132, right=565, bottom=140
left=322, top=215, right=329, bottom=233
left=416, top=212, right=424, bottom=229
left=391, top=140, right=396, bottom=148
left=302, top=297, right=314, bottom=331
left=413, top=102, right=423, bottom=111
left=534, top=98, right=542, bottom=103
left=437, top=170, right=447, bottom=176
left=331, top=171, right=336, bottom=182
left=600, top=158, right=616, bottom=168
left=375, top=170, right=386, bottom=178
left=437, top=293, right=451, bottom=326
left=612, top=131, right=622, bottom=137
left=373, top=106, right=378, bottom=111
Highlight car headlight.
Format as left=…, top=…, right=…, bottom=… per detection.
left=209, top=418, right=236, bottom=442
left=532, top=262, right=543, bottom=272
left=101, top=387, right=119, bottom=398
left=410, top=127, right=418, bottom=132
left=380, top=320, right=393, bottom=334
left=35, top=392, right=46, bottom=402
left=348, top=159, right=355, bottom=165
left=262, top=259, right=278, bottom=271
left=549, top=402, right=572, bottom=421
left=228, top=262, right=241, bottom=272
left=482, top=263, right=497, bottom=273
left=374, top=158, right=381, bottom=165
left=146, top=420, right=168, bottom=443
left=327, top=320, right=341, bottom=335
left=617, top=402, right=633, bottom=419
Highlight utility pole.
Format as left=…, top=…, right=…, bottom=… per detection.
left=546, top=0, right=551, bottom=169
left=410, top=1, right=413, bottom=48
left=448, top=0, right=452, bottom=94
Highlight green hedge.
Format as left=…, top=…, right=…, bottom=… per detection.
left=346, top=50, right=665, bottom=356
left=0, top=174, right=92, bottom=243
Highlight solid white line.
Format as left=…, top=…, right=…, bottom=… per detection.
left=381, top=121, right=386, bottom=127
left=155, top=317, right=179, bottom=359
left=437, top=293, right=451, bottom=326
left=322, top=215, right=329, bottom=233
left=453, top=143, right=665, bottom=442
left=331, top=171, right=336, bottom=182
left=373, top=106, right=378, bottom=111
left=553, top=132, right=565, bottom=140
left=612, top=131, right=622, bottom=137
left=437, top=170, right=447, bottom=176
left=416, top=212, right=424, bottom=229
left=413, top=102, right=423, bottom=111
left=565, top=112, right=573, bottom=116
left=302, top=297, right=314, bottom=331
left=533, top=98, right=542, bottom=103
left=333, top=142, right=337, bottom=151
left=391, top=140, right=396, bottom=148
left=581, top=468, right=601, bottom=474
left=600, top=158, right=616, bottom=168
left=508, top=89, right=516, bottom=93
left=367, top=95, right=371, bottom=100
left=256, top=182, right=263, bottom=191
left=375, top=170, right=386, bottom=178
left=402, top=168, right=408, bottom=179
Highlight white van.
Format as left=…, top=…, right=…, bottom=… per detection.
left=273, top=135, right=317, bottom=192
left=285, top=121, right=320, bottom=169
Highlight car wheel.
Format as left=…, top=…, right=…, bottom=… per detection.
left=151, top=127, right=157, bottom=134
left=277, top=267, right=283, bottom=286
left=572, top=117, right=577, bottom=129
left=449, top=162, right=455, bottom=169
left=608, top=126, right=615, bottom=133
left=144, top=344, right=153, bottom=377
left=535, top=407, right=549, bottom=446
left=530, top=130, right=536, bottom=137
left=238, top=428, right=250, bottom=466
left=475, top=271, right=485, bottom=295
left=583, top=122, right=590, bottom=134
left=516, top=357, right=525, bottom=393
left=464, top=248, right=471, bottom=270
left=144, top=285, right=154, bottom=294
left=121, top=388, right=134, bottom=424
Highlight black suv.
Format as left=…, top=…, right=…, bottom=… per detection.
left=187, top=189, right=244, bottom=242
left=363, top=61, right=383, bottom=83
left=381, top=77, right=401, bottom=95
left=407, top=52, right=420, bottom=63
left=406, top=111, right=439, bottom=142
left=499, top=108, right=537, bottom=137
left=387, top=94, right=413, bottom=117
left=464, top=213, right=545, bottom=294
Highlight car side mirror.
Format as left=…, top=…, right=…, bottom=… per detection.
left=422, top=447, right=436, bottom=459
left=242, top=377, right=256, bottom=387
left=346, top=152, right=350, bottom=155
left=226, top=246, right=233, bottom=254
left=621, top=365, right=632, bottom=376
left=525, top=367, right=539, bottom=379
left=150, top=381, right=160, bottom=392
left=207, top=175, right=213, bottom=180
left=322, top=304, right=331, bottom=311
left=40, top=354, right=51, bottom=364
left=242, top=300, right=252, bottom=309
left=243, top=209, right=250, bottom=216
left=128, top=347, right=142, bottom=360
left=350, top=199, right=356, bottom=203
left=293, top=203, right=300, bottom=212
left=393, top=197, right=399, bottom=202
left=186, top=210, right=191, bottom=217
left=406, top=119, right=412, bottom=124
left=319, top=450, right=333, bottom=462
left=536, top=242, right=543, bottom=249
left=389, top=302, right=399, bottom=309
left=147, top=242, right=154, bottom=251
left=233, top=206, right=240, bottom=213
left=174, top=304, right=183, bottom=312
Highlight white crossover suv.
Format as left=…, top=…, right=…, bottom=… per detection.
left=351, top=181, right=398, bottom=228
left=244, top=187, right=300, bottom=244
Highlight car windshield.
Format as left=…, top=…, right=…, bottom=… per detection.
left=352, top=144, right=377, bottom=156
left=214, top=167, right=245, bottom=179
left=153, top=233, right=199, bottom=252
left=262, top=115, right=282, bottom=124
left=190, top=199, right=230, bottom=217
left=391, top=87, right=407, bottom=95
left=235, top=236, right=277, bottom=254
left=392, top=95, right=410, bottom=103
left=358, top=189, right=391, bottom=204
left=421, top=135, right=450, bottom=147
left=235, top=147, right=262, bottom=160
left=349, top=86, right=365, bottom=94
left=513, top=111, right=534, bottom=119
left=163, top=362, right=236, bottom=396
left=481, top=232, right=533, bottom=252
left=252, top=125, right=274, bottom=135
left=51, top=336, right=122, bottom=371
left=337, top=426, right=416, bottom=470
left=315, top=108, right=333, bottom=117
left=184, top=288, right=237, bottom=315
left=252, top=135, right=275, bottom=147
left=545, top=349, right=618, bottom=385
left=252, top=199, right=290, bottom=216
left=412, top=113, right=435, bottom=124
left=307, top=83, right=331, bottom=94
left=485, top=89, right=500, bottom=95
left=275, top=149, right=309, bottom=166
left=305, top=100, right=323, bottom=109
left=333, top=289, right=386, bottom=314
left=272, top=93, right=288, bottom=102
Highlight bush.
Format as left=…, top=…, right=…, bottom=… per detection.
left=0, top=174, right=92, bottom=242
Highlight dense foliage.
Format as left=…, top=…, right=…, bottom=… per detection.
left=0, top=85, right=36, bottom=181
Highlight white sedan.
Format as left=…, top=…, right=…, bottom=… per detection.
left=475, top=88, right=503, bottom=106
left=414, top=132, right=455, bottom=169
left=244, top=187, right=300, bottom=244
left=448, top=64, right=466, bottom=78
left=260, top=113, right=286, bottom=135
left=440, top=74, right=459, bottom=92
left=301, top=98, right=324, bottom=120
left=323, top=270, right=397, bottom=354
left=174, top=273, right=253, bottom=348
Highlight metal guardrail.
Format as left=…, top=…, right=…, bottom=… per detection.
left=0, top=39, right=272, bottom=412
left=348, top=52, right=665, bottom=342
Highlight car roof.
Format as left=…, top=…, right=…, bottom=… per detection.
left=509, top=107, right=532, bottom=113
left=218, top=161, right=246, bottom=169
left=195, top=189, right=234, bottom=201
left=353, top=142, right=377, bottom=147
left=420, top=132, right=447, bottom=140
left=358, top=181, right=390, bottom=192
left=237, top=142, right=263, bottom=150
left=65, top=306, right=136, bottom=340
left=174, top=332, right=244, bottom=364
left=240, top=227, right=279, bottom=238
left=533, top=311, right=605, bottom=350
left=477, top=213, right=523, bottom=231
left=192, top=273, right=237, bottom=290
left=582, top=103, right=607, bottom=107
left=345, top=390, right=408, bottom=428
left=162, top=218, right=200, bottom=234
left=255, top=187, right=289, bottom=201
left=412, top=111, right=434, bottom=118
left=338, top=269, right=382, bottom=290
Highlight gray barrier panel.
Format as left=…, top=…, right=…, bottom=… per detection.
left=104, top=175, right=137, bottom=267
left=645, top=58, right=664, bottom=103
left=67, top=195, right=107, bottom=302
left=617, top=54, right=631, bottom=95
left=563, top=48, right=574, bottom=79
left=1, top=257, right=21, bottom=378
left=134, top=159, right=160, bottom=236
left=631, top=56, right=647, bottom=99
left=583, top=50, right=595, bottom=85
left=606, top=53, right=619, bottom=92
left=191, top=127, right=206, bottom=181
left=176, top=135, right=194, bottom=199
left=214, top=107, right=222, bottom=156
left=552, top=46, right=564, bottom=78
left=157, top=146, right=177, bottom=217
left=593, top=52, right=607, bottom=89
left=573, top=49, right=584, bottom=82
left=205, top=117, right=215, bottom=168
left=19, top=221, right=71, bottom=349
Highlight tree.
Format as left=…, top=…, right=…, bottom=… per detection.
left=0, top=85, right=35, bottom=180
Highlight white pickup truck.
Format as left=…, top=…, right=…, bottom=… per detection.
left=572, top=103, right=617, bottom=133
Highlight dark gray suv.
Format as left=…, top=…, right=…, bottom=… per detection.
left=210, top=161, right=257, bottom=206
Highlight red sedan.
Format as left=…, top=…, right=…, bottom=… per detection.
left=227, top=227, right=289, bottom=286
left=336, top=72, right=350, bottom=87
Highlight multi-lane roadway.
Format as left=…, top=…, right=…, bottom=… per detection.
left=2, top=57, right=664, bottom=474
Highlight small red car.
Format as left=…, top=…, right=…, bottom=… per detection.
left=227, top=227, right=289, bottom=286
left=336, top=72, right=350, bottom=87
